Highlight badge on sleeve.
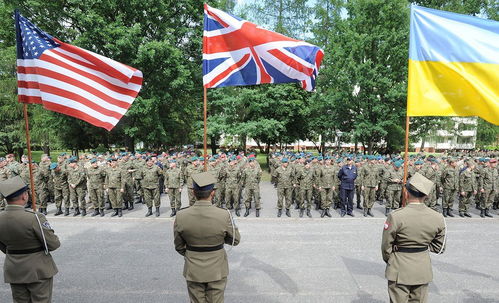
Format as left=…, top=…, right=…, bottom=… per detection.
left=383, top=221, right=391, bottom=230
left=42, top=221, right=52, bottom=229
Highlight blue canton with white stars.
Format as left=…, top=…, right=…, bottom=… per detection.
left=18, top=15, right=59, bottom=60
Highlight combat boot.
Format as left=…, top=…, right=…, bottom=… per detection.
left=118, top=208, right=123, bottom=217
left=64, top=208, right=70, bottom=216
left=81, top=208, right=87, bottom=216
left=459, top=211, right=464, bottom=217
left=320, top=209, right=326, bottom=218
left=299, top=209, right=304, bottom=217
left=235, top=208, right=241, bottom=217
left=285, top=209, right=291, bottom=217
left=244, top=208, right=250, bottom=217
left=55, top=207, right=63, bottom=216
left=306, top=209, right=312, bottom=218
left=363, top=209, right=367, bottom=217
left=42, top=208, right=48, bottom=215
left=92, top=209, right=100, bottom=217
left=294, top=204, right=300, bottom=210
left=170, top=208, right=176, bottom=217
left=100, top=209, right=105, bottom=217
left=480, top=209, right=485, bottom=217
left=325, top=208, right=332, bottom=217
left=256, top=209, right=260, bottom=217
left=123, top=202, right=129, bottom=210
left=73, top=207, right=80, bottom=216
left=277, top=209, right=282, bottom=217
left=106, top=203, right=112, bottom=210
left=155, top=207, right=160, bottom=217
left=367, top=208, right=374, bottom=217
left=129, top=202, right=134, bottom=211
left=385, top=208, right=390, bottom=216
left=145, top=207, right=153, bottom=217
left=357, top=202, right=363, bottom=210
left=493, top=204, right=498, bottom=210
left=447, top=209, right=454, bottom=217
left=485, top=209, right=493, bottom=218
left=442, top=208, right=447, bottom=217
left=464, top=212, right=472, bottom=218
left=111, top=209, right=119, bottom=217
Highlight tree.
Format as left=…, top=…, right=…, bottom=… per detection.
left=476, top=118, right=499, bottom=149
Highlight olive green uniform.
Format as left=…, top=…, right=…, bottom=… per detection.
left=0, top=205, right=60, bottom=303
left=319, top=165, right=337, bottom=209
left=273, top=165, right=294, bottom=210
left=184, top=164, right=203, bottom=206
left=141, top=164, right=163, bottom=208
left=479, top=165, right=498, bottom=211
left=165, top=167, right=184, bottom=210
left=0, top=166, right=9, bottom=210
left=174, top=199, right=240, bottom=303
left=67, top=165, right=87, bottom=211
left=120, top=160, right=136, bottom=209
left=458, top=168, right=476, bottom=214
left=224, top=165, right=242, bottom=210
left=441, top=166, right=459, bottom=211
left=386, top=167, right=404, bottom=209
left=241, top=165, right=262, bottom=209
left=86, top=166, right=106, bottom=210
left=52, top=167, right=70, bottom=210
left=297, top=165, right=315, bottom=210
left=106, top=166, right=125, bottom=209
left=359, top=163, right=379, bottom=209
left=34, top=163, right=50, bottom=209
left=420, top=165, right=440, bottom=209
left=382, top=204, right=446, bottom=303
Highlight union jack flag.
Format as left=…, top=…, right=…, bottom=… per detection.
left=203, top=4, right=324, bottom=92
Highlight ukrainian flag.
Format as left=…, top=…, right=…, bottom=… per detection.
left=407, top=5, right=499, bottom=125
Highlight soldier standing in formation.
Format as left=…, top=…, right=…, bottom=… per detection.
left=241, top=158, right=262, bottom=217
left=165, top=160, right=184, bottom=217
left=87, top=158, right=106, bottom=217
left=141, top=157, right=163, bottom=217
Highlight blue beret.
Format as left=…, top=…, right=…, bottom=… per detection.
left=281, top=158, right=288, bottom=163
left=198, top=157, right=205, bottom=161
left=49, top=163, right=58, bottom=170
left=415, top=160, right=424, bottom=165
left=191, top=157, right=198, bottom=161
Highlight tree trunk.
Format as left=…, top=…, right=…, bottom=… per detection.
left=255, top=140, right=265, bottom=154
left=42, top=143, right=50, bottom=156
left=210, top=136, right=217, bottom=155
left=420, top=137, right=426, bottom=151
left=240, top=135, right=247, bottom=153
left=320, top=140, right=326, bottom=155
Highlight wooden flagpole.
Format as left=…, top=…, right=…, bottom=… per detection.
left=23, top=103, right=37, bottom=211
left=203, top=86, right=208, bottom=172
left=402, top=115, right=410, bottom=207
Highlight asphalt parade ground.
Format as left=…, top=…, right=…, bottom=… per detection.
left=1, top=182, right=499, bottom=303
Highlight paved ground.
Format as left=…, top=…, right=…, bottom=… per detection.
left=1, top=182, right=499, bottom=302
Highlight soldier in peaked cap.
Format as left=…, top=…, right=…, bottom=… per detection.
left=381, top=173, right=446, bottom=303
left=0, top=176, right=60, bottom=303
left=174, top=172, right=240, bottom=303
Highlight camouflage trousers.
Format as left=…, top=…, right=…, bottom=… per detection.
left=386, top=188, right=401, bottom=209
left=355, top=185, right=362, bottom=204
left=215, top=184, right=226, bottom=207
left=0, top=194, right=5, bottom=210
left=320, top=188, right=333, bottom=209
left=299, top=188, right=313, bottom=210
left=69, top=186, right=86, bottom=209
left=122, top=182, right=133, bottom=204
left=226, top=186, right=240, bottom=209
left=459, top=191, right=474, bottom=212
left=244, top=188, right=261, bottom=209
left=54, top=186, right=70, bottom=208
left=108, top=188, right=123, bottom=209
left=144, top=187, right=160, bottom=208
left=363, top=187, right=377, bottom=209
left=168, top=188, right=182, bottom=209
left=424, top=186, right=437, bottom=209
left=187, top=187, right=196, bottom=206
left=36, top=186, right=49, bottom=208
left=277, top=187, right=292, bottom=210
left=481, top=190, right=495, bottom=210
left=88, top=187, right=104, bottom=209
left=442, top=188, right=457, bottom=209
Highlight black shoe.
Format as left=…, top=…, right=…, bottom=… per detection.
left=92, top=209, right=100, bottom=217
left=170, top=209, right=177, bottom=217
left=244, top=208, right=250, bottom=217
left=485, top=209, right=493, bottom=218
left=385, top=208, right=390, bottom=217
left=459, top=211, right=464, bottom=217
left=363, top=209, right=367, bottom=217
left=106, top=204, right=112, bottom=210
left=64, top=208, right=70, bottom=216
left=277, top=209, right=282, bottom=217
left=256, top=209, right=260, bottom=217
left=480, top=209, right=485, bottom=218
left=145, top=207, right=153, bottom=217
left=347, top=212, right=354, bottom=217
left=333, top=203, right=338, bottom=210
left=285, top=209, right=291, bottom=217
left=123, top=202, right=129, bottom=210
left=129, top=202, right=134, bottom=211
left=367, top=208, right=374, bottom=217
left=306, top=209, right=312, bottom=218
left=357, top=203, right=363, bottom=210
left=235, top=208, right=241, bottom=217
left=73, top=207, right=80, bottom=216
left=55, top=207, right=63, bottom=216
left=294, top=204, right=300, bottom=210
left=155, top=207, right=160, bottom=217
left=447, top=209, right=454, bottom=217
left=100, top=209, right=105, bottom=217
left=315, top=204, right=320, bottom=210
left=320, top=209, right=326, bottom=218
left=299, top=209, right=304, bottom=218
left=443, top=208, right=448, bottom=217
left=464, top=212, right=472, bottom=218
left=111, top=209, right=119, bottom=217
left=118, top=209, right=123, bottom=217
left=81, top=209, right=87, bottom=216
left=340, top=212, right=346, bottom=217
left=493, top=204, right=498, bottom=210
left=325, top=208, right=332, bottom=217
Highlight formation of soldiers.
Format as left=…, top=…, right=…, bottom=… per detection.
left=1, top=150, right=498, bottom=219
left=269, top=152, right=499, bottom=218
left=0, top=151, right=263, bottom=218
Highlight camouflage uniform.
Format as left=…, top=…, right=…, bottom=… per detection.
left=141, top=163, right=163, bottom=216
left=385, top=166, right=404, bottom=210
left=359, top=162, right=379, bottom=211
left=67, top=164, right=87, bottom=213
left=479, top=163, right=497, bottom=216
left=35, top=162, right=50, bottom=210
left=86, top=165, right=106, bottom=211
left=106, top=165, right=124, bottom=210
left=241, top=164, right=262, bottom=210
left=420, top=164, right=440, bottom=209
left=458, top=166, right=476, bottom=216
left=441, top=164, right=459, bottom=215
left=225, top=164, right=241, bottom=210
left=297, top=164, right=315, bottom=214
left=164, top=166, right=184, bottom=210
left=184, top=163, right=203, bottom=206
left=0, top=163, right=10, bottom=210
left=318, top=164, right=337, bottom=210
left=52, top=166, right=69, bottom=212
left=273, top=164, right=294, bottom=212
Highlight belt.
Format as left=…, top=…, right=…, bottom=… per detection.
left=7, top=247, right=44, bottom=255
left=394, top=246, right=428, bottom=253
left=186, top=244, right=224, bottom=252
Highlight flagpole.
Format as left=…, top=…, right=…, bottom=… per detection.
left=402, top=115, right=410, bottom=207
left=203, top=86, right=208, bottom=172
left=23, top=103, right=37, bottom=211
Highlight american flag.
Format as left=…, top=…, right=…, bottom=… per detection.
left=203, top=4, right=324, bottom=92
left=15, top=11, right=143, bottom=131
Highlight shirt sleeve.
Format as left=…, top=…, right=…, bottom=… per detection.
left=381, top=213, right=397, bottom=263
left=32, top=213, right=61, bottom=252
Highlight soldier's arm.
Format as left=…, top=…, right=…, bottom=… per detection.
left=225, top=212, right=240, bottom=246
left=173, top=218, right=186, bottom=256
left=381, top=214, right=397, bottom=263
left=32, top=213, right=61, bottom=251
left=429, top=216, right=446, bottom=254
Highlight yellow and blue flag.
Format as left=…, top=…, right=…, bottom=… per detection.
left=407, top=5, right=499, bottom=125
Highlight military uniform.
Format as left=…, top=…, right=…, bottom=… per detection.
left=51, top=164, right=70, bottom=216
left=479, top=160, right=498, bottom=217
left=174, top=172, right=240, bottom=303
left=164, top=164, right=184, bottom=215
left=119, top=159, right=136, bottom=211
left=105, top=162, right=125, bottom=217
left=184, top=161, right=203, bottom=206
left=458, top=165, right=476, bottom=217
left=273, top=161, right=294, bottom=217
left=385, top=164, right=404, bottom=214
left=241, top=162, right=262, bottom=217
left=359, top=161, right=379, bottom=216
left=86, top=163, right=106, bottom=216
left=67, top=162, right=87, bottom=216
left=420, top=163, right=440, bottom=209
left=297, top=164, right=315, bottom=217
left=0, top=176, right=60, bottom=303
left=224, top=163, right=241, bottom=212
left=381, top=173, right=446, bottom=303
left=318, top=163, right=337, bottom=216
left=34, top=161, right=50, bottom=213
left=0, top=160, right=9, bottom=210
left=441, top=163, right=459, bottom=217
left=140, top=163, right=163, bottom=217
